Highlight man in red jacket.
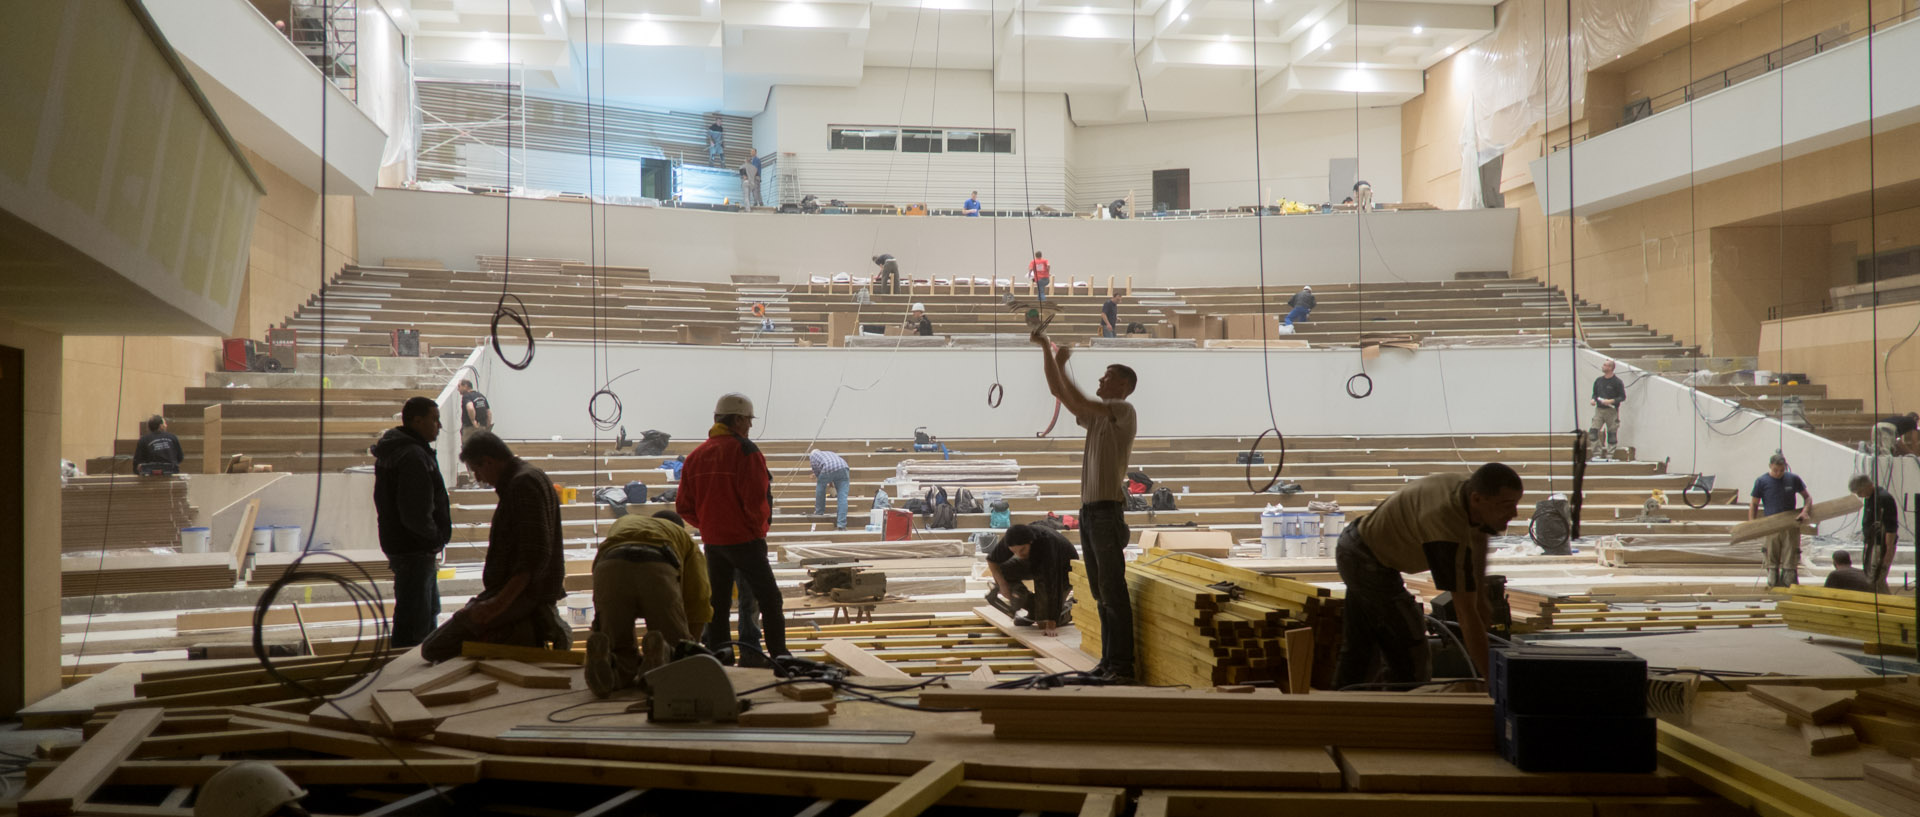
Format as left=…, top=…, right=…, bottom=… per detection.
left=677, top=393, right=788, bottom=666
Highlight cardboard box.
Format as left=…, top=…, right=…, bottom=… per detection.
left=1169, top=313, right=1208, bottom=339
left=827, top=312, right=857, bottom=347
left=1203, top=315, right=1226, bottom=340
left=1225, top=314, right=1282, bottom=340
left=1137, top=528, right=1235, bottom=558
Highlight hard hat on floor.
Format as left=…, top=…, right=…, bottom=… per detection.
left=194, top=762, right=307, bottom=817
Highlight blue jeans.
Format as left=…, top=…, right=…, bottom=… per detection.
left=1284, top=307, right=1309, bottom=327
left=1035, top=285, right=1048, bottom=301
left=1101, top=326, right=1116, bottom=338
left=1079, top=501, right=1134, bottom=676
left=815, top=469, right=851, bottom=528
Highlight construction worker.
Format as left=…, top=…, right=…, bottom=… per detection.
left=985, top=523, right=1077, bottom=636
left=1590, top=360, right=1626, bottom=460
left=679, top=393, right=790, bottom=666
left=1749, top=454, right=1812, bottom=587
left=193, top=761, right=310, bottom=817
left=1333, top=463, right=1524, bottom=690
left=584, top=510, right=711, bottom=697
left=1850, top=474, right=1900, bottom=593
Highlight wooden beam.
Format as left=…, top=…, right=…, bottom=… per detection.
left=33, top=759, right=484, bottom=788
left=823, top=640, right=910, bottom=679
left=1729, top=496, right=1859, bottom=543
left=1801, top=722, right=1859, bottom=755
left=1657, top=720, right=1881, bottom=817
left=1079, top=792, right=1123, bottom=817
left=1749, top=685, right=1851, bottom=724
left=974, top=606, right=1098, bottom=672
left=1284, top=628, right=1313, bottom=694
left=849, top=760, right=965, bottom=817
left=412, top=676, right=499, bottom=707
left=371, top=691, right=443, bottom=738
left=377, top=658, right=478, bottom=694
left=18, top=708, right=165, bottom=817
left=475, top=659, right=573, bottom=689
left=201, top=405, right=221, bottom=476
left=461, top=642, right=587, bottom=666
left=226, top=499, right=259, bottom=573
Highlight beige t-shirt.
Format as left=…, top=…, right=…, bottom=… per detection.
left=1077, top=399, right=1137, bottom=504
left=1354, top=473, right=1487, bottom=593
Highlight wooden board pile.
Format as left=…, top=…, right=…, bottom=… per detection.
left=1071, top=548, right=1341, bottom=690
left=894, top=458, right=1020, bottom=484
left=61, top=475, right=198, bottom=553
left=248, top=550, right=396, bottom=586
left=1526, top=602, right=1779, bottom=634
left=918, top=686, right=1495, bottom=750
left=1778, top=585, right=1915, bottom=653
left=60, top=551, right=236, bottom=598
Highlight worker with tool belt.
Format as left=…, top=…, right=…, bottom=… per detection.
left=985, top=523, right=1078, bottom=636
left=584, top=510, right=712, bottom=697
left=1333, top=463, right=1524, bottom=691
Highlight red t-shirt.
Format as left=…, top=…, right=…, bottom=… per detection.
left=1028, top=259, right=1051, bottom=281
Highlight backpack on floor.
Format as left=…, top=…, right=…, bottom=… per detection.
left=989, top=506, right=1011, bottom=528
left=651, top=488, right=677, bottom=504
left=1048, top=511, right=1079, bottom=531
left=928, top=503, right=958, bottom=530
left=634, top=430, right=671, bottom=456
left=1127, top=471, right=1154, bottom=495
left=1125, top=494, right=1151, bottom=512
left=1031, top=517, right=1067, bottom=533
left=1152, top=486, right=1178, bottom=511
left=873, top=488, right=892, bottom=510
left=920, top=486, right=949, bottom=516
left=954, top=488, right=981, bottom=514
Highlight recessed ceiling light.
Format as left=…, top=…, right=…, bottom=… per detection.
left=1180, top=13, right=1190, bottom=21
left=1322, top=42, right=1332, bottom=51
left=1445, top=46, right=1456, bottom=54
left=542, top=13, right=553, bottom=22
left=1411, top=25, right=1423, bottom=34
left=1220, top=33, right=1229, bottom=41
left=479, top=30, right=490, bottom=37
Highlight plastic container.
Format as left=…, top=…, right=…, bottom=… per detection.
left=179, top=527, right=211, bottom=553
left=882, top=508, right=914, bottom=541
left=249, top=526, right=273, bottom=554
left=1282, top=512, right=1317, bottom=558
left=271, top=525, right=302, bottom=553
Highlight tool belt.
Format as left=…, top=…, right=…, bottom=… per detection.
left=602, top=543, right=680, bottom=569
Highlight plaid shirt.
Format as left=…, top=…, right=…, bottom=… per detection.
left=808, top=449, right=849, bottom=478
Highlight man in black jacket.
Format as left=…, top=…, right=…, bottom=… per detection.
left=132, top=415, right=184, bottom=476
left=1283, top=286, right=1315, bottom=328
left=372, top=397, right=452, bottom=649
left=985, top=524, right=1077, bottom=636
left=1590, top=360, right=1627, bottom=460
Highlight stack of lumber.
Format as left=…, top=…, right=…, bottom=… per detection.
left=918, top=686, right=1495, bottom=749
left=1594, top=535, right=1763, bottom=566
left=1071, top=548, right=1341, bottom=690
left=61, top=476, right=198, bottom=553
left=779, top=540, right=971, bottom=562
left=61, top=552, right=236, bottom=598
left=1529, top=602, right=1779, bottom=633
left=248, top=550, right=396, bottom=586
left=1777, top=585, right=1915, bottom=653
left=894, top=459, right=1020, bottom=484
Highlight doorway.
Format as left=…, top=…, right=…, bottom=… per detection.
left=0, top=345, right=22, bottom=714
left=1152, top=169, right=1190, bottom=212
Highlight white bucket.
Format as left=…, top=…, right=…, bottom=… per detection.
left=272, top=525, right=302, bottom=553
left=1261, top=535, right=1287, bottom=558
left=179, top=527, right=211, bottom=553
left=250, top=526, right=273, bottom=554
left=1260, top=508, right=1286, bottom=538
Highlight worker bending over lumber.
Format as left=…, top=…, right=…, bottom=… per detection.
left=1333, top=463, right=1524, bottom=691
left=986, top=523, right=1079, bottom=636
left=1033, top=330, right=1139, bottom=683
left=584, top=511, right=712, bottom=697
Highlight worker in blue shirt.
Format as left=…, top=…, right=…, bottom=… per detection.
left=964, top=191, right=981, bottom=217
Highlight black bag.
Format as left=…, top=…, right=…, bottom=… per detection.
left=634, top=430, right=671, bottom=456
left=1127, top=470, right=1154, bottom=494
left=902, top=495, right=928, bottom=513
left=1236, top=451, right=1264, bottom=465
left=988, top=498, right=1011, bottom=513
left=652, top=488, right=678, bottom=504
left=914, top=427, right=934, bottom=445
left=919, top=486, right=949, bottom=516
left=954, top=488, right=981, bottom=514
left=928, top=503, right=958, bottom=530
left=1125, top=495, right=1151, bottom=512
left=1152, top=486, right=1178, bottom=511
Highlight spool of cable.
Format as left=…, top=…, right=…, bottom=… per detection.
left=1346, top=373, right=1373, bottom=399
left=1244, top=428, right=1287, bottom=494
left=986, top=383, right=1004, bottom=408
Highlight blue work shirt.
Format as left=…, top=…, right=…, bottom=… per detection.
left=964, top=197, right=981, bottom=216
left=1751, top=471, right=1808, bottom=517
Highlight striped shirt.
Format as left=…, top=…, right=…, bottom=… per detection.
left=808, top=449, right=849, bottom=478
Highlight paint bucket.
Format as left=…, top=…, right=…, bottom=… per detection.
left=179, top=527, right=211, bottom=554
left=250, top=526, right=273, bottom=554
left=272, top=525, right=302, bottom=553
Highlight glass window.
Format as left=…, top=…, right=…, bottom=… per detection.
left=830, top=127, right=898, bottom=151
left=947, top=129, right=1014, bottom=153
left=902, top=128, right=944, bottom=153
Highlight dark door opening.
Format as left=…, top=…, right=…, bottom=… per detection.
left=0, top=345, right=23, bottom=715
left=1152, top=169, right=1190, bottom=212
left=641, top=159, right=673, bottom=201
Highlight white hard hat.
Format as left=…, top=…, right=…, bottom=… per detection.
left=1303, top=285, right=1312, bottom=290
left=194, top=762, right=306, bottom=817
left=911, top=303, right=925, bottom=312
left=715, top=393, right=755, bottom=418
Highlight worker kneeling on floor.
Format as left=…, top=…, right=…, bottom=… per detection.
left=1333, top=463, right=1524, bottom=691
left=585, top=510, right=712, bottom=697
left=985, top=523, right=1078, bottom=636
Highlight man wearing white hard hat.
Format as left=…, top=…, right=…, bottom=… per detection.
left=903, top=303, right=933, bottom=336
left=194, top=762, right=309, bottom=817
left=677, top=393, right=789, bottom=666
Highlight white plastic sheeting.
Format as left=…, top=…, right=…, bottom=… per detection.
left=1459, top=0, right=1688, bottom=207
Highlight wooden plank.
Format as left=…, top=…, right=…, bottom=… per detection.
left=1728, top=496, right=1858, bottom=543
left=412, top=676, right=499, bottom=707
left=201, top=405, right=221, bottom=477
left=1284, top=628, right=1313, bottom=694
left=377, top=658, right=478, bottom=694
left=1800, top=722, right=1859, bottom=755
left=777, top=681, right=836, bottom=702
left=475, top=659, right=573, bottom=689
left=973, top=606, right=1098, bottom=672
left=1656, top=720, right=1882, bottom=817
left=18, top=708, right=165, bottom=817
left=133, top=657, right=386, bottom=698
left=1748, top=685, right=1852, bottom=724
left=739, top=703, right=833, bottom=728
left=849, top=760, right=965, bottom=817
left=225, top=499, right=259, bottom=573
left=461, top=642, right=587, bottom=665
left=36, top=759, right=484, bottom=788
left=371, top=691, right=442, bottom=738
left=1078, top=792, right=1123, bottom=817
left=824, top=640, right=911, bottom=679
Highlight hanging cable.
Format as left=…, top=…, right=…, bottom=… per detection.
left=1245, top=0, right=1284, bottom=491
left=1344, top=0, right=1370, bottom=401
left=1130, top=0, right=1150, bottom=122
left=67, top=339, right=129, bottom=682
left=491, top=12, right=535, bottom=370
left=986, top=0, right=1004, bottom=408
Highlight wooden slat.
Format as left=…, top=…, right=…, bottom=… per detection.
left=848, top=760, right=965, bottom=817
left=823, top=640, right=912, bottom=680
left=18, top=708, right=165, bottom=817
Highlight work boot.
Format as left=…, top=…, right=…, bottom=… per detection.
left=584, top=633, right=619, bottom=698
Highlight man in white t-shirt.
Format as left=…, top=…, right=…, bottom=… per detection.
left=1033, top=330, right=1139, bottom=683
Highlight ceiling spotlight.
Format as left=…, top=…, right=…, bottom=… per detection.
left=1411, top=25, right=1423, bottom=34
left=1322, top=41, right=1332, bottom=51
left=1445, top=46, right=1456, bottom=54
left=1180, top=13, right=1190, bottom=20
left=542, top=13, right=554, bottom=22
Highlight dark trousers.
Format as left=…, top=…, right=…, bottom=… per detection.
left=386, top=552, right=442, bottom=649
left=1332, top=527, right=1432, bottom=689
left=701, top=539, right=788, bottom=658
left=420, top=593, right=570, bottom=663
left=1079, top=501, right=1134, bottom=674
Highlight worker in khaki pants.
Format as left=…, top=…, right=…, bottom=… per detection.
left=1749, top=453, right=1812, bottom=587
left=585, top=510, right=711, bottom=697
